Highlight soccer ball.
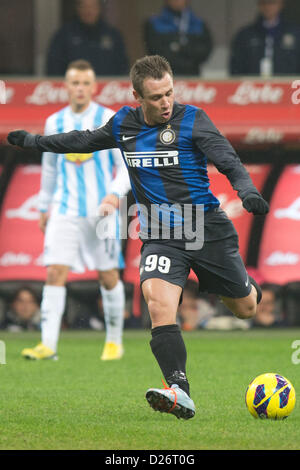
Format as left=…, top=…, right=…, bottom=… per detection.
left=245, top=373, right=296, bottom=420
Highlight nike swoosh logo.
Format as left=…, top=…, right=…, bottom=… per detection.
left=122, top=135, right=135, bottom=141
left=245, top=277, right=249, bottom=287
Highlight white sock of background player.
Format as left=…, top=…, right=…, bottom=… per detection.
left=100, top=280, right=125, bottom=345
left=40, top=285, right=66, bottom=352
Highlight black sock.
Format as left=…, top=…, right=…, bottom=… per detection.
left=249, top=276, right=262, bottom=304
left=150, top=324, right=190, bottom=396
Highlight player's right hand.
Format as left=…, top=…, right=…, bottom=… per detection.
left=98, top=194, right=119, bottom=217
left=7, top=130, right=29, bottom=147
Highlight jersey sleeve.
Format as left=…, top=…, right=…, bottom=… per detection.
left=25, top=115, right=117, bottom=154
left=193, top=109, right=261, bottom=199
left=37, top=118, right=58, bottom=212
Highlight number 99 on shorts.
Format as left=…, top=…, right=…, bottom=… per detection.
left=144, top=254, right=171, bottom=274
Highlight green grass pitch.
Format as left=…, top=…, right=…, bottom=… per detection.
left=0, top=328, right=299, bottom=450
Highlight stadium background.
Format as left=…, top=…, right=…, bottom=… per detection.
left=0, top=0, right=300, bottom=329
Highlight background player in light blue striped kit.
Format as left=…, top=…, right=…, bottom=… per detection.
left=22, top=60, right=130, bottom=361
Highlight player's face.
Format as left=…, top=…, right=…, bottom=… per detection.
left=166, top=0, right=189, bottom=12
left=12, top=290, right=38, bottom=320
left=65, top=68, right=97, bottom=112
left=258, top=0, right=283, bottom=20
left=76, top=0, right=101, bottom=25
left=134, top=73, right=175, bottom=126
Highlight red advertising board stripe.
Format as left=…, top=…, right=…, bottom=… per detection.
left=0, top=164, right=45, bottom=281
left=0, top=165, right=97, bottom=282
left=0, top=162, right=295, bottom=289
left=257, top=164, right=300, bottom=285
left=2, top=79, right=298, bottom=107
left=1, top=79, right=300, bottom=146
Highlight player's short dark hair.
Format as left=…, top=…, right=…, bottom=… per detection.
left=66, top=59, right=95, bottom=73
left=130, top=55, right=173, bottom=97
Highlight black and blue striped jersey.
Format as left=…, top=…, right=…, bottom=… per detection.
left=29, top=102, right=261, bottom=241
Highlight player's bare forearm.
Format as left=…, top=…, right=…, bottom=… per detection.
left=39, top=211, right=49, bottom=233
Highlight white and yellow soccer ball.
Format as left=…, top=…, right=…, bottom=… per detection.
left=245, top=373, right=296, bottom=420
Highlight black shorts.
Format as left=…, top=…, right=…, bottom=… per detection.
left=139, top=209, right=251, bottom=299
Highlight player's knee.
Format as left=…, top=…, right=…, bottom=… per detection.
left=98, top=269, right=119, bottom=289
left=147, top=295, right=173, bottom=322
left=222, top=288, right=257, bottom=320
left=234, top=302, right=256, bottom=320
left=46, top=265, right=68, bottom=286
left=142, top=279, right=181, bottom=326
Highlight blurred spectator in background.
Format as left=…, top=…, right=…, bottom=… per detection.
left=251, top=283, right=286, bottom=327
left=178, top=280, right=250, bottom=331
left=178, top=280, right=217, bottom=331
left=46, top=0, right=129, bottom=76
left=229, top=0, right=300, bottom=76
left=3, top=287, right=40, bottom=332
left=65, top=291, right=104, bottom=331
left=144, top=0, right=213, bottom=76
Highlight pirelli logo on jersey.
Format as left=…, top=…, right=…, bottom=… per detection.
left=124, top=151, right=179, bottom=168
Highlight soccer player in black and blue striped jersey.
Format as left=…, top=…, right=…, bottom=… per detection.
left=8, top=55, right=269, bottom=420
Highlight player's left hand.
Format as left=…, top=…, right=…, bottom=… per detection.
left=98, top=193, right=119, bottom=217
left=242, top=193, right=269, bottom=215
left=7, top=130, right=29, bottom=147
